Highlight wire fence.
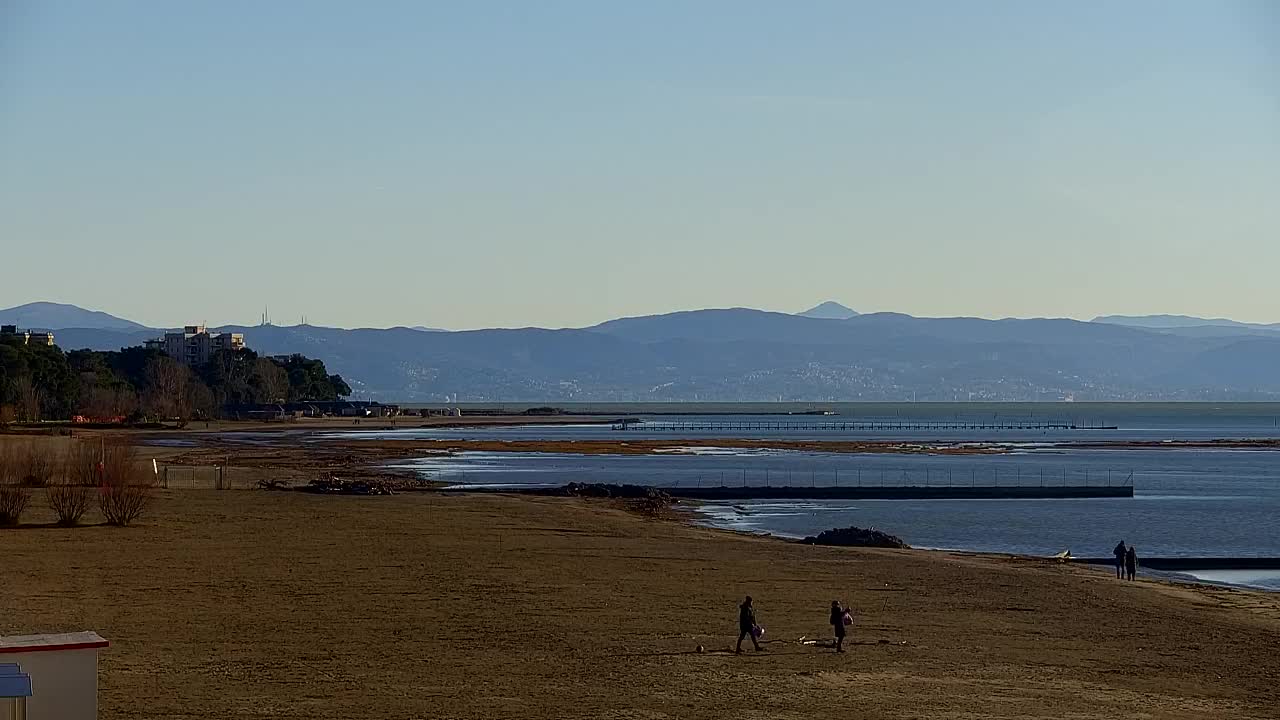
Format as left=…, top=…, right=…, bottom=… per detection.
left=157, top=464, right=249, bottom=490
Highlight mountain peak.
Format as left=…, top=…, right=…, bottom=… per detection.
left=0, top=301, right=150, bottom=331
left=797, top=301, right=859, bottom=320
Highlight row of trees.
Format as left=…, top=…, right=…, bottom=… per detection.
left=0, top=438, right=151, bottom=527
left=0, top=338, right=351, bottom=422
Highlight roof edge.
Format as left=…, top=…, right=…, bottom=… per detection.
left=0, top=640, right=110, bottom=655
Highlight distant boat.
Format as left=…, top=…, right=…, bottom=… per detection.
left=790, top=409, right=837, bottom=416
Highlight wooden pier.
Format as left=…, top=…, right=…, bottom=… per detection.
left=613, top=419, right=1116, bottom=432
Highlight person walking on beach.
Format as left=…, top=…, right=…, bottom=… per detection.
left=1125, top=546, right=1138, bottom=581
left=830, top=600, right=849, bottom=653
left=1113, top=540, right=1127, bottom=579
left=736, top=596, right=762, bottom=654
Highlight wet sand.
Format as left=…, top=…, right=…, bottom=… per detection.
left=139, top=434, right=1002, bottom=490
left=3, top=490, right=1278, bottom=719
left=328, top=437, right=1003, bottom=455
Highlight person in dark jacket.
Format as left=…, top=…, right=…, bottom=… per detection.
left=830, top=600, right=847, bottom=653
left=736, top=596, right=762, bottom=654
left=1125, top=546, right=1138, bottom=581
left=1113, top=540, right=1127, bottom=579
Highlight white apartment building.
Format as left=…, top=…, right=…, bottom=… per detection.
left=145, top=325, right=246, bottom=366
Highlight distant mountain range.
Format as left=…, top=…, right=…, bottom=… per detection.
left=6, top=301, right=1279, bottom=401
left=1094, top=314, right=1280, bottom=337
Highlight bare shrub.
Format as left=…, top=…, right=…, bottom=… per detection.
left=65, top=441, right=102, bottom=485
left=46, top=480, right=93, bottom=526
left=98, top=442, right=153, bottom=526
left=48, top=442, right=98, bottom=526
left=0, top=442, right=31, bottom=526
left=18, top=441, right=58, bottom=487
left=0, top=485, right=30, bottom=526
left=0, top=442, right=16, bottom=485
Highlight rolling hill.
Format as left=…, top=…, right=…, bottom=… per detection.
left=0, top=302, right=150, bottom=331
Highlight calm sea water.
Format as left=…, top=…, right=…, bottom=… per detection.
left=352, top=404, right=1280, bottom=589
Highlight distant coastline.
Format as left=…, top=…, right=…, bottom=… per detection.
left=395, top=401, right=1280, bottom=423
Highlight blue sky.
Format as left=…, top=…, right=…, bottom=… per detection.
left=2, top=1, right=1277, bottom=329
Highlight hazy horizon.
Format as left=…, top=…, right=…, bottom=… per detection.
left=3, top=2, right=1278, bottom=329
left=3, top=298, right=1278, bottom=332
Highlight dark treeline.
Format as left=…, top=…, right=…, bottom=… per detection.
left=0, top=337, right=350, bottom=422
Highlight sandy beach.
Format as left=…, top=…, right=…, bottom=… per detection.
left=3, top=485, right=1278, bottom=719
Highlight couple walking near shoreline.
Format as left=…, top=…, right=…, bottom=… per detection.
left=1114, top=540, right=1138, bottom=580
left=735, top=596, right=852, bottom=654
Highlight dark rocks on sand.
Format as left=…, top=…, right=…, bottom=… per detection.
left=801, top=526, right=910, bottom=549
left=302, top=477, right=397, bottom=496
left=550, top=482, right=672, bottom=500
